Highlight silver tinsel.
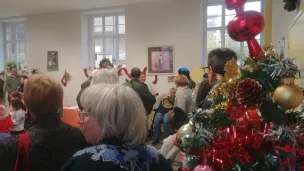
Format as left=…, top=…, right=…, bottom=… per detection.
left=262, top=58, right=299, bottom=79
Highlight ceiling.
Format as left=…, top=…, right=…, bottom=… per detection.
left=0, top=0, right=162, bottom=19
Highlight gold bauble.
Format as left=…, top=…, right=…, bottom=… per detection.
left=273, top=78, right=303, bottom=110
left=176, top=123, right=194, bottom=143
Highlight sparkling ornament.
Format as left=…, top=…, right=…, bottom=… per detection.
left=176, top=123, right=194, bottom=144
left=225, top=0, right=246, bottom=11
left=193, top=164, right=215, bottom=171
left=245, top=108, right=262, bottom=125
left=273, top=77, right=303, bottom=110
left=236, top=78, right=266, bottom=108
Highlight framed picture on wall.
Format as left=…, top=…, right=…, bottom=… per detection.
left=148, top=46, right=174, bottom=75
left=47, top=51, right=59, bottom=71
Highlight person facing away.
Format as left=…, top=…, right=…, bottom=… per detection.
left=62, top=84, right=173, bottom=171
left=178, top=67, right=196, bottom=90
left=0, top=74, right=87, bottom=171
left=174, top=74, right=194, bottom=116
left=16, top=75, right=28, bottom=93
left=10, top=99, right=26, bottom=135
left=4, top=67, right=20, bottom=95
left=123, top=67, right=156, bottom=115
left=152, top=87, right=176, bottom=145
left=200, top=48, right=237, bottom=110
left=0, top=104, right=13, bottom=142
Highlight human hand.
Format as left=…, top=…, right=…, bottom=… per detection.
left=168, top=110, right=174, bottom=117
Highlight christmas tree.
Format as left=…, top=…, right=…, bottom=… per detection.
left=176, top=0, right=304, bottom=170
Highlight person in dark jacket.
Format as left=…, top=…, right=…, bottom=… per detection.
left=0, top=74, right=87, bottom=171
left=178, top=67, right=196, bottom=90
left=200, top=48, right=237, bottom=110
left=62, top=84, right=172, bottom=171
left=123, top=67, right=156, bottom=115
left=16, top=75, right=28, bottom=93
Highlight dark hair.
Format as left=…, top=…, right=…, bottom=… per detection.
left=140, top=72, right=146, bottom=76
left=208, top=48, right=237, bottom=76
left=21, top=75, right=28, bottom=80
left=11, top=99, right=26, bottom=111
left=11, top=92, right=22, bottom=99
left=99, top=58, right=113, bottom=68
left=196, top=80, right=212, bottom=107
left=170, top=107, right=188, bottom=133
left=130, top=67, right=141, bottom=79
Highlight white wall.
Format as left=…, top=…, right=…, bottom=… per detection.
left=26, top=12, right=86, bottom=105
left=125, top=0, right=201, bottom=96
left=26, top=0, right=202, bottom=105
left=272, top=0, right=297, bottom=57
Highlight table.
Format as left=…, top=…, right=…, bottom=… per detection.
left=61, top=106, right=79, bottom=127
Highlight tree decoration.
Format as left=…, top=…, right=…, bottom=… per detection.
left=143, top=67, right=147, bottom=75
left=61, top=70, right=71, bottom=87
left=84, top=68, right=89, bottom=78
left=236, top=78, right=266, bottom=108
left=6, top=61, right=18, bottom=70
left=283, top=0, right=299, bottom=12
left=117, top=68, right=131, bottom=78
left=262, top=58, right=299, bottom=79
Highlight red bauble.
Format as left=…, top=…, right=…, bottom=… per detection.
left=193, top=164, right=215, bottom=171
left=225, top=0, right=246, bottom=10
left=227, top=11, right=264, bottom=42
left=245, top=108, right=262, bottom=125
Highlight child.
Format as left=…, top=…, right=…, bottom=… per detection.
left=10, top=99, right=26, bottom=135
left=0, top=104, right=13, bottom=142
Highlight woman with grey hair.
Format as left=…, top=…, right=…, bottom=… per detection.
left=90, top=68, right=119, bottom=85
left=62, top=84, right=173, bottom=171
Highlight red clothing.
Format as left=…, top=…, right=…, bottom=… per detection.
left=0, top=116, right=13, bottom=133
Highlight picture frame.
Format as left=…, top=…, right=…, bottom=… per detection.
left=167, top=76, right=176, bottom=83
left=47, top=51, right=59, bottom=71
left=148, top=46, right=174, bottom=75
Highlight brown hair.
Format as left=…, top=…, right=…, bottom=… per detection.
left=24, top=74, right=63, bottom=115
left=11, top=99, right=26, bottom=111
left=175, top=74, right=189, bottom=87
left=11, top=92, right=22, bottom=100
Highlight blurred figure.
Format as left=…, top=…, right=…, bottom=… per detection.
left=0, top=74, right=87, bottom=171
left=174, top=75, right=193, bottom=115
left=0, top=105, right=13, bottom=142
left=123, top=67, right=156, bottom=115
left=139, top=72, right=146, bottom=83
left=62, top=84, right=173, bottom=171
left=10, top=99, right=26, bottom=135
left=178, top=67, right=196, bottom=90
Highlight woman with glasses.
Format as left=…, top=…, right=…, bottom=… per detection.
left=0, top=74, right=87, bottom=171
left=62, top=84, right=173, bottom=171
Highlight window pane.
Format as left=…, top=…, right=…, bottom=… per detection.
left=16, top=23, right=25, bottom=32
left=207, top=30, right=222, bottom=53
left=225, top=30, right=241, bottom=58
left=119, top=38, right=125, bottom=60
left=94, top=17, right=103, bottom=26
left=94, top=39, right=103, bottom=53
left=244, top=1, right=261, bottom=12
left=225, top=15, right=235, bottom=26
left=105, top=16, right=114, bottom=25
left=94, top=26, right=103, bottom=34
left=119, top=15, right=125, bottom=24
left=7, top=43, right=17, bottom=61
left=207, top=17, right=222, bottom=28
left=105, top=26, right=114, bottom=33
left=225, top=8, right=236, bottom=15
left=105, top=38, right=114, bottom=56
left=17, top=31, right=25, bottom=40
left=18, top=42, right=25, bottom=53
left=119, top=25, right=125, bottom=34
left=207, top=5, right=222, bottom=17
left=6, top=24, right=15, bottom=41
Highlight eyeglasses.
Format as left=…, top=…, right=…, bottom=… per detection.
left=77, top=110, right=91, bottom=121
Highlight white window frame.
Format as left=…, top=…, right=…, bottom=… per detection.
left=88, top=13, right=125, bottom=68
left=201, top=0, right=264, bottom=66
left=4, top=21, right=27, bottom=66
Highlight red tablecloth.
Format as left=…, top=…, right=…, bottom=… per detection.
left=61, top=107, right=79, bottom=127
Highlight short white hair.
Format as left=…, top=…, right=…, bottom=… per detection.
left=90, top=68, right=119, bottom=85
left=80, top=83, right=148, bottom=147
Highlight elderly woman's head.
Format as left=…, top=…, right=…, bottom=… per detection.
left=90, top=68, right=119, bottom=85
left=79, top=84, right=147, bottom=146
left=24, top=74, right=63, bottom=116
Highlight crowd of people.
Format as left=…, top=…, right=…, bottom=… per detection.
left=0, top=48, right=237, bottom=171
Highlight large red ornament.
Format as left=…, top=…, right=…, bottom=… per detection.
left=193, top=164, right=215, bottom=171
left=226, top=0, right=264, bottom=59
left=245, top=108, right=262, bottom=125
left=225, top=0, right=246, bottom=11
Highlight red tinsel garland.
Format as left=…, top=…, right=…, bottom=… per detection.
left=152, top=75, right=158, bottom=84
left=143, top=67, right=147, bottom=75
left=84, top=68, right=89, bottom=78
left=117, top=68, right=131, bottom=78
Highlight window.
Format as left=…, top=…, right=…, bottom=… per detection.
left=203, top=0, right=263, bottom=65
left=89, top=14, right=126, bottom=68
left=4, top=22, right=27, bottom=67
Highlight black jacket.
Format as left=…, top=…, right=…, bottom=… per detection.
left=62, top=138, right=173, bottom=171
left=0, top=113, right=87, bottom=171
